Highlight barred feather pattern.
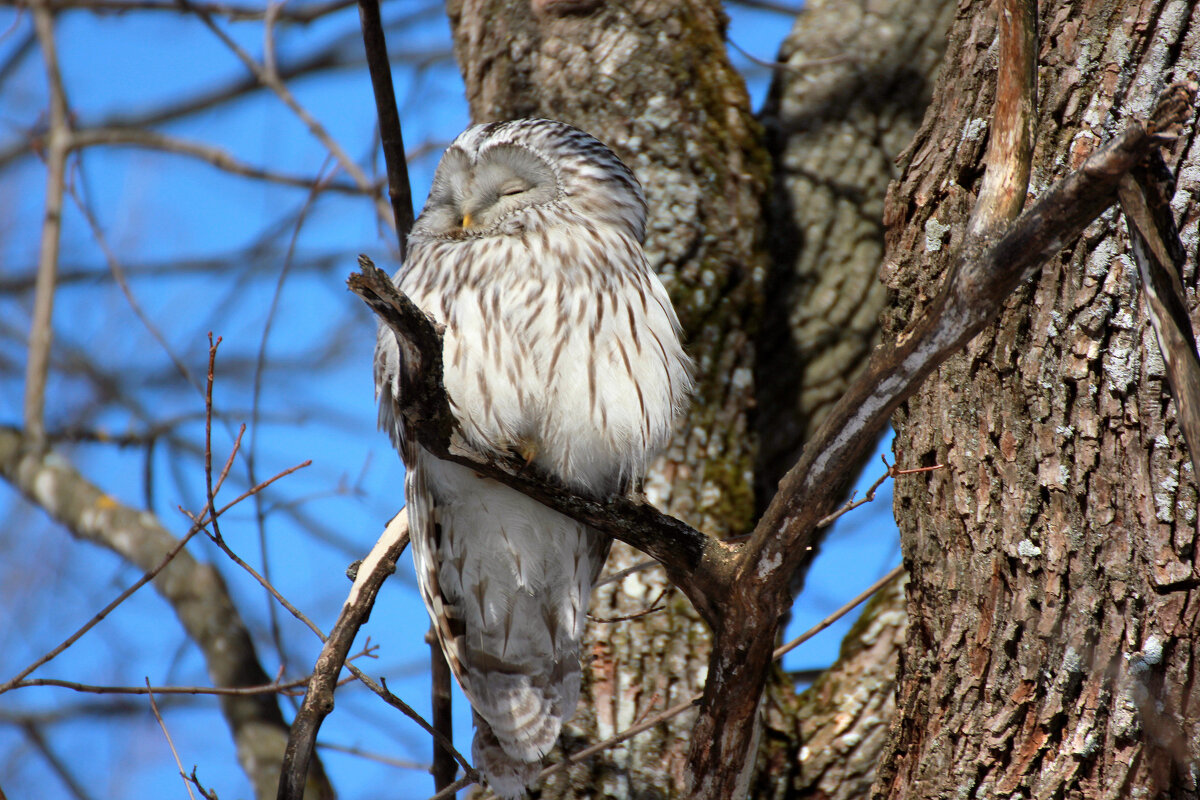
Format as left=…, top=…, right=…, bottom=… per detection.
left=374, top=119, right=691, bottom=798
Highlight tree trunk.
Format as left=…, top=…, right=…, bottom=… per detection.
left=446, top=1, right=770, bottom=795
left=882, top=0, right=1200, bottom=796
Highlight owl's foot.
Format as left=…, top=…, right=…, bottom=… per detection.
left=514, top=441, right=538, bottom=475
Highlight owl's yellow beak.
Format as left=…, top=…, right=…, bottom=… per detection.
left=461, top=212, right=473, bottom=229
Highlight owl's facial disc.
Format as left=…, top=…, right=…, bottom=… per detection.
left=458, top=144, right=557, bottom=232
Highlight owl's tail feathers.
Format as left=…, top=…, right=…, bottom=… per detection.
left=472, top=712, right=543, bottom=799
left=468, top=668, right=578, bottom=797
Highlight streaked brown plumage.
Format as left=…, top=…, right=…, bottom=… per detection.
left=374, top=118, right=690, bottom=797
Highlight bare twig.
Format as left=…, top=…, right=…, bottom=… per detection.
left=588, top=586, right=669, bottom=623
left=0, top=525, right=204, bottom=695
left=315, top=740, right=429, bottom=771
left=773, top=565, right=905, bottom=660
left=67, top=127, right=372, bottom=193
left=427, top=775, right=476, bottom=800
left=186, top=503, right=324, bottom=639
left=204, top=335, right=225, bottom=542
left=0, top=416, right=324, bottom=799
left=816, top=459, right=942, bottom=528
left=8, top=0, right=360, bottom=23
left=247, top=155, right=338, bottom=678
left=182, top=0, right=392, bottom=226
left=11, top=675, right=342, bottom=696
left=727, top=37, right=852, bottom=75
left=146, top=680, right=199, bottom=800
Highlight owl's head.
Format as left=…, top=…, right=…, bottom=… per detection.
left=411, top=118, right=647, bottom=244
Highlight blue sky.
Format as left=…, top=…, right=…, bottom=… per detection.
left=0, top=3, right=899, bottom=798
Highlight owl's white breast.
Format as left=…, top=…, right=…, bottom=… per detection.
left=399, top=223, right=690, bottom=496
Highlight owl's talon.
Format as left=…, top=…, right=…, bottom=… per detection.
left=514, top=442, right=538, bottom=475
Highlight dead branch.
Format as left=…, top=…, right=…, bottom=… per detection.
left=180, top=0, right=393, bottom=227
left=6, top=0, right=360, bottom=23
left=147, top=680, right=200, bottom=800
left=68, top=127, right=372, bottom=193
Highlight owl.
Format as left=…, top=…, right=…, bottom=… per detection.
left=374, top=118, right=691, bottom=798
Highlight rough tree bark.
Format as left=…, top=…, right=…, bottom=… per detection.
left=882, top=0, right=1200, bottom=796
left=446, top=0, right=770, bottom=795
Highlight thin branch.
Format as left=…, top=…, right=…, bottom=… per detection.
left=67, top=127, right=373, bottom=193
left=182, top=0, right=393, bottom=226
left=247, top=155, right=337, bottom=679
left=315, top=741, right=428, bottom=771
left=186, top=503, right=324, bottom=640
left=0, top=524, right=204, bottom=695
left=12, top=675, right=325, bottom=696
left=64, top=170, right=206, bottom=397
left=7, top=0, right=361, bottom=23
left=23, top=0, right=70, bottom=448
left=427, top=775, right=476, bottom=800
left=773, top=565, right=905, bottom=660
left=357, top=0, right=414, bottom=256
left=0, top=420, right=325, bottom=798
left=146, top=680, right=199, bottom=800
left=816, top=459, right=942, bottom=528
left=727, top=37, right=852, bottom=75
